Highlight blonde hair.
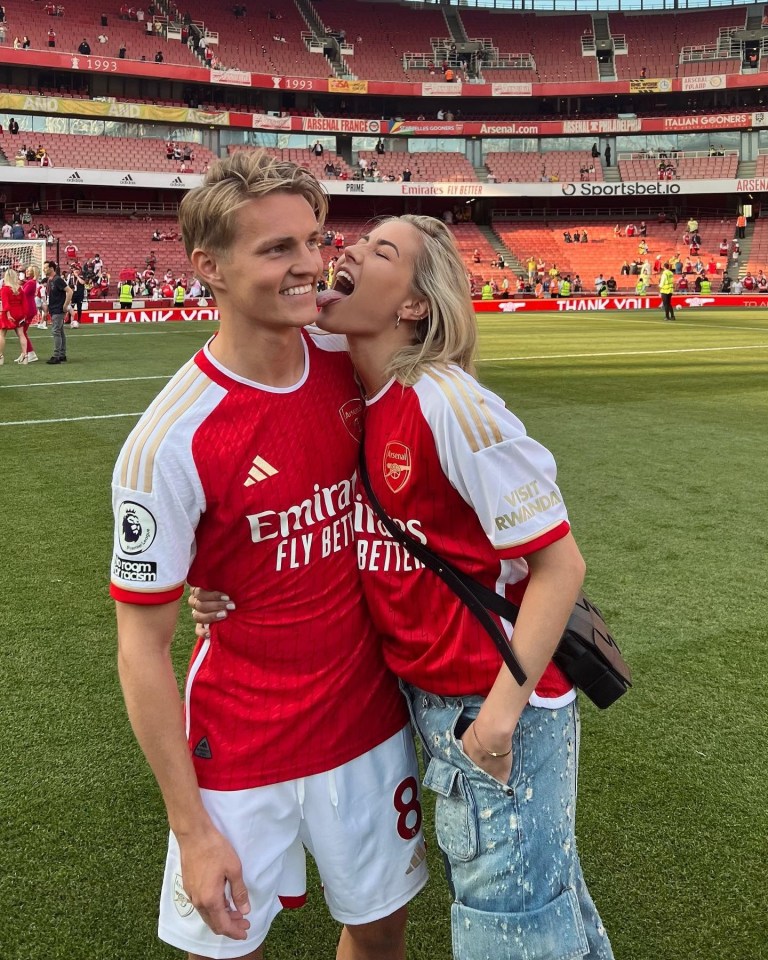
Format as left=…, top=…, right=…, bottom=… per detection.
left=26, top=264, right=40, bottom=281
left=382, top=215, right=477, bottom=386
left=3, top=268, right=21, bottom=294
left=178, top=150, right=328, bottom=260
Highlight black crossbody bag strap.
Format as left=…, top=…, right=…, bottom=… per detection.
left=358, top=443, right=528, bottom=687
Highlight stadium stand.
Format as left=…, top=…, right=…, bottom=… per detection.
left=356, top=150, right=477, bottom=183
left=485, top=150, right=603, bottom=184
left=458, top=9, right=595, bottom=83
left=39, top=212, right=191, bottom=280
left=3, top=0, right=200, bottom=66
left=617, top=151, right=738, bottom=181
left=0, top=131, right=218, bottom=172
left=493, top=219, right=727, bottom=291
left=175, top=0, right=330, bottom=75
left=310, top=0, right=451, bottom=82
left=226, top=145, right=355, bottom=181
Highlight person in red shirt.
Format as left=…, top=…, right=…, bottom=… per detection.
left=111, top=153, right=426, bottom=960
left=196, top=215, right=614, bottom=959
left=0, top=267, right=28, bottom=363
left=742, top=272, right=755, bottom=290
left=65, top=240, right=78, bottom=260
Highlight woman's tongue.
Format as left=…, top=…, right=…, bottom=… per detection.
left=316, top=287, right=349, bottom=307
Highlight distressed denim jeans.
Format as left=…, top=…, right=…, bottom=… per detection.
left=402, top=684, right=614, bottom=960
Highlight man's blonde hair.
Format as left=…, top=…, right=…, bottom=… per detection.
left=383, top=215, right=477, bottom=386
left=179, top=150, right=328, bottom=259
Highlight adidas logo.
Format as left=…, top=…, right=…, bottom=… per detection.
left=193, top=737, right=212, bottom=760
left=120, top=174, right=136, bottom=185
left=66, top=171, right=83, bottom=182
left=244, top=455, right=278, bottom=486
left=170, top=176, right=183, bottom=186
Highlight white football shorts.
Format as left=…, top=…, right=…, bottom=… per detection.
left=158, top=725, right=428, bottom=958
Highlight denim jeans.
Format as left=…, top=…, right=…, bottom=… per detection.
left=50, top=313, right=66, bottom=359
left=402, top=684, right=614, bottom=960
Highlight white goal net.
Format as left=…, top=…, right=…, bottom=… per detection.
left=0, top=239, right=48, bottom=277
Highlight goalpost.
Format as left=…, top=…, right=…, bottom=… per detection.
left=0, top=239, right=48, bottom=278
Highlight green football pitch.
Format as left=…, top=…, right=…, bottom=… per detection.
left=1, top=310, right=766, bottom=960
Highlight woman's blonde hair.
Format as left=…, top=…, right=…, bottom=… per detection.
left=3, top=268, right=21, bottom=293
left=178, top=150, right=328, bottom=260
left=26, top=264, right=40, bottom=281
left=382, top=214, right=477, bottom=386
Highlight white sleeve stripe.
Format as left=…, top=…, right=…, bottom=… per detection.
left=119, top=358, right=196, bottom=488
left=121, top=368, right=213, bottom=494
left=426, top=368, right=503, bottom=453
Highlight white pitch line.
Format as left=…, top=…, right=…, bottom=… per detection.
left=0, top=412, right=143, bottom=427
left=0, top=374, right=170, bottom=390
left=477, top=343, right=768, bottom=362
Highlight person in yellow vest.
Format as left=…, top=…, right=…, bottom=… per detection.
left=635, top=274, right=649, bottom=295
left=119, top=279, right=133, bottom=309
left=559, top=275, right=571, bottom=297
left=699, top=276, right=712, bottom=294
left=174, top=280, right=186, bottom=307
left=481, top=280, right=493, bottom=300
left=659, top=261, right=676, bottom=321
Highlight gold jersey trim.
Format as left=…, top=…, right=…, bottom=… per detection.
left=426, top=368, right=503, bottom=453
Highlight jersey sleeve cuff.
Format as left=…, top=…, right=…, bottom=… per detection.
left=110, top=582, right=185, bottom=605
left=496, top=520, right=570, bottom=559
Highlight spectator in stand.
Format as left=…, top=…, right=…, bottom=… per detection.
left=677, top=274, right=689, bottom=292
left=65, top=240, right=78, bottom=261
left=78, top=38, right=91, bottom=54
left=736, top=212, right=746, bottom=239
left=731, top=277, right=743, bottom=295
left=626, top=223, right=636, bottom=238
left=563, top=230, right=572, bottom=243
left=375, top=138, right=385, bottom=155
left=8, top=117, right=18, bottom=135
left=606, top=276, right=617, bottom=292
left=47, top=28, right=56, bottom=47
left=21, top=35, right=30, bottom=47
left=402, top=167, right=412, bottom=182
left=686, top=216, right=698, bottom=234
left=39, top=151, right=52, bottom=167
left=311, top=140, right=324, bottom=157
left=119, top=42, right=127, bottom=57
left=1, top=222, right=11, bottom=239
left=14, top=148, right=26, bottom=166
left=98, top=32, right=108, bottom=42
left=154, top=50, right=163, bottom=62
left=604, top=143, right=611, bottom=166
left=757, top=270, right=768, bottom=292
left=742, top=271, right=755, bottom=291
left=11, top=221, right=24, bottom=239
left=334, top=231, right=345, bottom=252
left=640, top=66, right=647, bottom=79
left=719, top=238, right=729, bottom=257
left=620, top=260, right=631, bottom=276
left=581, top=229, right=588, bottom=243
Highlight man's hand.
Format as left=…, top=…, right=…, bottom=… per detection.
left=178, top=827, right=251, bottom=940
left=459, top=720, right=513, bottom=787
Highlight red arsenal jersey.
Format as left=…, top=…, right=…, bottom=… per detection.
left=356, top=365, right=575, bottom=707
left=111, top=332, right=406, bottom=790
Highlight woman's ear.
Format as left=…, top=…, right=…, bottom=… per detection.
left=398, top=295, right=429, bottom=323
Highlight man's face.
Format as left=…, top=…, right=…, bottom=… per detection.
left=208, top=194, right=323, bottom=332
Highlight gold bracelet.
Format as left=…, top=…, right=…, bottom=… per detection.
left=472, top=723, right=512, bottom=758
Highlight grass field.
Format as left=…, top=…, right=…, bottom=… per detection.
left=1, top=309, right=767, bottom=960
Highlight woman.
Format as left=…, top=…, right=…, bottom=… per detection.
left=0, top=268, right=29, bottom=364
left=69, top=266, right=85, bottom=325
left=194, top=216, right=614, bottom=959
left=19, top=264, right=40, bottom=361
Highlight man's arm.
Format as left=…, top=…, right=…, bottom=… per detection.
left=116, top=599, right=251, bottom=940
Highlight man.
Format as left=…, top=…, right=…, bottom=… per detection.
left=45, top=260, right=72, bottom=364
left=119, top=276, right=133, bottom=309
left=659, top=261, right=676, bottom=322
left=594, top=273, right=605, bottom=293
left=65, top=239, right=78, bottom=261
left=110, top=152, right=426, bottom=960
left=78, top=37, right=91, bottom=54
left=173, top=278, right=186, bottom=306
left=481, top=279, right=493, bottom=300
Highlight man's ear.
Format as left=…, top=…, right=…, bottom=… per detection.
left=190, top=248, right=224, bottom=293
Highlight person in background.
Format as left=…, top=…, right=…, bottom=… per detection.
left=659, top=261, right=676, bottom=322
left=45, top=260, right=72, bottom=363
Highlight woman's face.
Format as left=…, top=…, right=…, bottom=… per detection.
left=316, top=219, right=423, bottom=336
